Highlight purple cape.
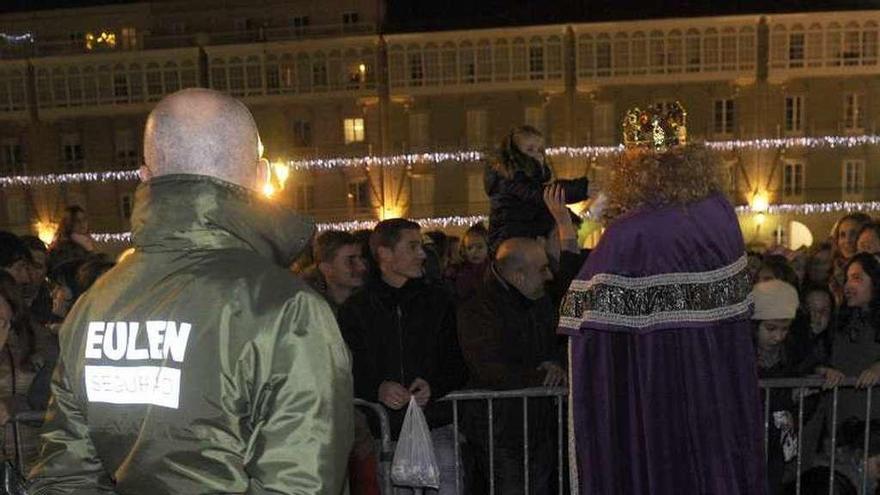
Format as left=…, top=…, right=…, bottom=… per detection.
left=559, top=193, right=766, bottom=494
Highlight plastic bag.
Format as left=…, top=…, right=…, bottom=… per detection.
left=391, top=397, right=440, bottom=489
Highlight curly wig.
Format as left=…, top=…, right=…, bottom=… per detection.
left=604, top=144, right=725, bottom=220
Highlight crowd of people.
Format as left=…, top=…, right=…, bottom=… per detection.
left=0, top=206, right=113, bottom=472
left=3, top=89, right=880, bottom=495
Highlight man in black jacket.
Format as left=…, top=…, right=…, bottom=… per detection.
left=338, top=218, right=468, bottom=495
left=457, top=237, right=566, bottom=495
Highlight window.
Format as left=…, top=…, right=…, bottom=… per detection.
left=0, top=139, right=24, bottom=175
left=844, top=93, right=865, bottom=131
left=596, top=40, right=612, bottom=76
left=347, top=180, right=371, bottom=210
left=114, top=129, right=138, bottom=167
left=291, top=16, right=310, bottom=34
left=342, top=12, right=359, bottom=25
left=120, top=27, right=137, bottom=50
left=312, top=61, right=327, bottom=88
left=713, top=99, right=735, bottom=135
left=113, top=73, right=129, bottom=101
left=344, top=118, right=365, bottom=144
left=843, top=159, right=865, bottom=196
left=784, top=96, right=804, bottom=133
left=466, top=109, right=488, bottom=148
left=291, top=120, right=312, bottom=147
left=294, top=183, right=315, bottom=211
left=782, top=161, right=804, bottom=198
left=234, top=18, right=258, bottom=32
left=61, top=134, right=84, bottom=171
left=408, top=52, right=424, bottom=85
left=408, top=112, right=429, bottom=149
left=120, top=193, right=134, bottom=220
left=789, top=33, right=805, bottom=68
left=529, top=43, right=544, bottom=80
left=524, top=106, right=545, bottom=135
left=592, top=102, right=614, bottom=143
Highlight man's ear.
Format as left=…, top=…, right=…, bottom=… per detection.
left=257, top=157, right=271, bottom=190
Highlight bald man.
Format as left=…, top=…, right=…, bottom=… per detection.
left=457, top=237, right=565, bottom=494
left=29, top=89, right=354, bottom=494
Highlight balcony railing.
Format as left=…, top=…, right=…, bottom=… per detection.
left=0, top=23, right=377, bottom=60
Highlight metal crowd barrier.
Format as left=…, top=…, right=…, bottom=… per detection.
left=354, top=398, right=394, bottom=495
left=6, top=379, right=880, bottom=495
left=760, top=377, right=880, bottom=495
left=440, top=387, right=568, bottom=495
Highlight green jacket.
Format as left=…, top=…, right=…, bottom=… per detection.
left=28, top=175, right=354, bottom=494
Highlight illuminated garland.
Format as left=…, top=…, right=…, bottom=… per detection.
left=0, top=32, right=34, bottom=44
left=0, top=170, right=139, bottom=188
left=5, top=134, right=880, bottom=187
left=733, top=201, right=880, bottom=216
left=89, top=201, right=880, bottom=245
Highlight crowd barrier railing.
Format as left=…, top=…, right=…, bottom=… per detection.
left=7, top=378, right=880, bottom=495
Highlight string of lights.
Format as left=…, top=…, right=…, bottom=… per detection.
left=0, top=170, right=139, bottom=188
left=733, top=201, right=880, bottom=216
left=89, top=200, right=880, bottom=244
left=0, top=32, right=35, bottom=44
left=5, top=134, right=880, bottom=187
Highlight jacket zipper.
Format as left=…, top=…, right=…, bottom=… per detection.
left=396, top=305, right=406, bottom=385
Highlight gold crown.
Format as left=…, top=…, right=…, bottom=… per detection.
left=622, top=101, right=687, bottom=151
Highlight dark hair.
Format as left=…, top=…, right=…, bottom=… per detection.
left=465, top=222, right=488, bottom=240
left=0, top=231, right=32, bottom=269
left=51, top=205, right=86, bottom=247
left=831, top=212, right=872, bottom=261
left=760, top=255, right=800, bottom=290
left=496, top=125, right=549, bottom=179
left=75, top=257, right=115, bottom=297
left=842, top=252, right=880, bottom=334
left=369, top=219, right=420, bottom=260
left=19, top=235, right=47, bottom=253
left=424, top=231, right=449, bottom=260
left=313, top=230, right=359, bottom=265
left=0, top=271, right=21, bottom=319
left=857, top=222, right=880, bottom=247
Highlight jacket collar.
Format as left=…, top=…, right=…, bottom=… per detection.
left=131, top=174, right=315, bottom=267
left=486, top=263, right=535, bottom=308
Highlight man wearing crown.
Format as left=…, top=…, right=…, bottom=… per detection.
left=559, top=103, right=766, bottom=494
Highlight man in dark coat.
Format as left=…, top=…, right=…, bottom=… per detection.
left=457, top=237, right=566, bottom=495
left=338, top=218, right=468, bottom=495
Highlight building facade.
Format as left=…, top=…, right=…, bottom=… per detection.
left=0, top=1, right=878, bottom=249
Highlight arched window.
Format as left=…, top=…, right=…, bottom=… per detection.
left=577, top=34, right=594, bottom=78
left=209, top=58, right=227, bottom=91
left=460, top=41, right=475, bottom=83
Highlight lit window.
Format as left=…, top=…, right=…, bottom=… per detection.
left=843, top=93, right=865, bottom=131
left=61, top=134, right=84, bottom=171
left=713, top=99, right=735, bottom=136
left=843, top=159, right=865, bottom=196
left=782, top=161, right=804, bottom=197
left=85, top=31, right=117, bottom=50
left=344, top=118, right=365, bottom=144
left=784, top=95, right=804, bottom=133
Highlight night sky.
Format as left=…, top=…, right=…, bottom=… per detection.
left=2, top=0, right=879, bottom=29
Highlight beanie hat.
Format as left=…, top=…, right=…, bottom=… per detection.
left=751, top=279, right=799, bottom=320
